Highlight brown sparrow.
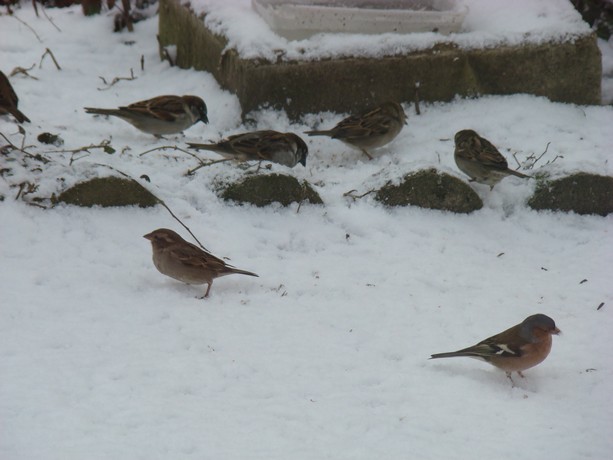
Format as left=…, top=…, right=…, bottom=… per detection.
left=85, top=95, right=208, bottom=136
left=144, top=228, right=258, bottom=298
left=0, top=71, right=30, bottom=123
left=305, top=101, right=407, bottom=160
left=454, top=129, right=530, bottom=189
left=431, top=314, right=560, bottom=382
left=187, top=130, right=308, bottom=167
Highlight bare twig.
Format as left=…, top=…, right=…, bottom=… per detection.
left=157, top=35, right=175, bottom=66
left=138, top=145, right=229, bottom=175
left=523, top=142, right=551, bottom=170
left=41, top=141, right=112, bottom=155
left=140, top=54, right=144, bottom=71
left=296, top=181, right=314, bottom=214
left=10, top=64, right=39, bottom=80
left=40, top=48, right=62, bottom=70
left=597, top=302, right=604, bottom=311
left=15, top=181, right=39, bottom=200
left=39, top=140, right=114, bottom=165
left=13, top=15, right=42, bottom=43
left=414, top=81, right=421, bottom=115
left=162, top=47, right=175, bottom=67
left=120, top=0, right=134, bottom=32
left=138, top=145, right=192, bottom=157
left=186, top=159, right=230, bottom=176
left=0, top=132, right=50, bottom=163
left=156, top=200, right=211, bottom=252
left=514, top=141, right=564, bottom=173
left=41, top=7, right=62, bottom=32
left=343, top=189, right=376, bottom=201
left=97, top=69, right=137, bottom=90
left=91, top=163, right=211, bottom=252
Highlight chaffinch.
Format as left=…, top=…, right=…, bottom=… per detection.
left=430, top=314, right=560, bottom=382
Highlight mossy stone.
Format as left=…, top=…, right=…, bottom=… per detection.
left=528, top=173, right=613, bottom=216
left=221, top=173, right=323, bottom=207
left=55, top=176, right=158, bottom=208
left=375, top=168, right=483, bottom=213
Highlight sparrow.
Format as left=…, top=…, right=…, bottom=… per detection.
left=187, top=130, right=308, bottom=167
left=143, top=228, right=258, bottom=298
left=84, top=95, right=208, bottom=136
left=430, top=314, right=560, bottom=382
left=0, top=71, right=30, bottom=123
left=454, top=129, right=531, bottom=189
left=305, top=101, right=407, bottom=160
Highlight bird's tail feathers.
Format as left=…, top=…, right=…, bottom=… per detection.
left=509, top=169, right=531, bottom=179
left=230, top=268, right=259, bottom=277
left=186, top=142, right=218, bottom=152
left=430, top=351, right=481, bottom=360
left=84, top=107, right=120, bottom=116
left=11, top=109, right=30, bottom=123
left=304, top=130, right=332, bottom=137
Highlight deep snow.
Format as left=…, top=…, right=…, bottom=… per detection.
left=1, top=3, right=612, bottom=460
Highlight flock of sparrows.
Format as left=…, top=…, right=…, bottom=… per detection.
left=82, top=94, right=531, bottom=188
left=3, top=72, right=557, bottom=383
left=2, top=71, right=532, bottom=186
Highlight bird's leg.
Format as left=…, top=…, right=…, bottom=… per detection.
left=199, top=282, right=212, bottom=299
left=506, top=372, right=516, bottom=387
left=360, top=148, right=374, bottom=161
left=517, top=371, right=526, bottom=379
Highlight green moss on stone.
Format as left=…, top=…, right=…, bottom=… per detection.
left=528, top=173, right=613, bottom=216
left=375, top=168, right=483, bottom=213
left=221, top=173, right=323, bottom=207
left=55, top=176, right=158, bottom=208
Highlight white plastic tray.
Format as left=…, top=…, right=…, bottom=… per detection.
left=252, top=0, right=467, bottom=40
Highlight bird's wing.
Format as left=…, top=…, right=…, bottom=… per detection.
left=473, top=136, right=510, bottom=170
left=224, top=130, right=279, bottom=160
left=124, top=95, right=182, bottom=122
left=168, top=242, right=229, bottom=272
left=332, top=107, right=392, bottom=140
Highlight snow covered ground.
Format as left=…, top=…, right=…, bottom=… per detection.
left=1, top=3, right=613, bottom=460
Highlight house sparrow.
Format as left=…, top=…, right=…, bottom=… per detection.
left=0, top=71, right=30, bottom=123
left=187, top=130, right=308, bottom=167
left=85, top=95, right=208, bottom=136
left=143, top=228, right=258, bottom=298
left=430, top=314, right=560, bottom=382
left=454, top=129, right=530, bottom=189
left=305, top=101, right=407, bottom=160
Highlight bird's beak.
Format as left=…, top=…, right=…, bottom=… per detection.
left=143, top=233, right=153, bottom=240
left=300, top=156, right=307, bottom=167
left=553, top=327, right=561, bottom=335
left=200, top=114, right=209, bottom=124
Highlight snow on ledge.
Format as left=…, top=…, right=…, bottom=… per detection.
left=186, top=0, right=592, bottom=62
